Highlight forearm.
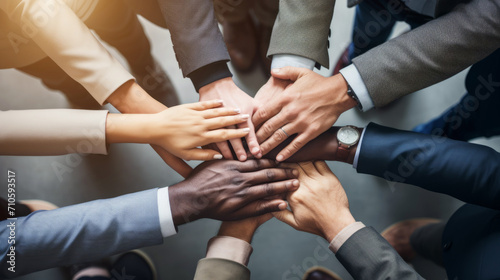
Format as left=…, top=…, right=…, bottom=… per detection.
left=266, top=127, right=360, bottom=164
left=105, top=113, right=155, bottom=145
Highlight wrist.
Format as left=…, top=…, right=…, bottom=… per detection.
left=331, top=127, right=363, bottom=165
left=218, top=221, right=257, bottom=243
left=322, top=209, right=356, bottom=242
left=330, top=74, right=357, bottom=113
left=168, top=182, right=199, bottom=226
left=199, top=77, right=233, bottom=97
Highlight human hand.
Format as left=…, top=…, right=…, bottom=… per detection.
left=168, top=159, right=300, bottom=226
left=253, top=68, right=357, bottom=162
left=273, top=161, right=355, bottom=242
left=217, top=214, right=273, bottom=243
left=150, top=100, right=251, bottom=161
left=254, top=76, right=292, bottom=109
left=199, top=77, right=261, bottom=161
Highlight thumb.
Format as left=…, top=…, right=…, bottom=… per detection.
left=183, top=148, right=224, bottom=161
left=272, top=209, right=299, bottom=229
left=271, top=66, right=307, bottom=82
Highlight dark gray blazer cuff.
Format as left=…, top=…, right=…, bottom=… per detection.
left=188, top=61, right=232, bottom=92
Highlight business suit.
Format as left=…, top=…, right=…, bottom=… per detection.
left=193, top=224, right=422, bottom=280
left=0, top=189, right=164, bottom=278
left=357, top=123, right=500, bottom=279
left=351, top=0, right=500, bottom=107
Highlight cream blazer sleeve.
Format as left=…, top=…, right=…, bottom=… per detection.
left=0, top=0, right=134, bottom=105
left=0, top=109, right=108, bottom=155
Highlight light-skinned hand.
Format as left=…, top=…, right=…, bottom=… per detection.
left=273, top=161, right=356, bottom=242
left=253, top=67, right=357, bottom=162
left=199, top=77, right=261, bottom=161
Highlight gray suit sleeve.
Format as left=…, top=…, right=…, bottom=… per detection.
left=157, top=0, right=230, bottom=77
left=352, top=0, right=500, bottom=107
left=0, top=189, right=164, bottom=278
left=193, top=258, right=250, bottom=280
left=336, top=227, right=423, bottom=280
left=267, top=0, right=336, bottom=68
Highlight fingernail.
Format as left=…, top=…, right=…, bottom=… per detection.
left=239, top=155, right=247, bottom=161
left=257, top=152, right=263, bottom=158
left=277, top=155, right=284, bottom=162
left=213, top=154, right=223, bottom=160
left=292, top=169, right=299, bottom=177
left=252, top=147, right=261, bottom=154
left=293, top=179, right=299, bottom=187
left=234, top=108, right=241, bottom=113
left=241, top=114, right=250, bottom=120
left=216, top=99, right=224, bottom=104
left=272, top=68, right=281, bottom=73
left=278, top=202, right=287, bottom=210
left=242, top=128, right=250, bottom=132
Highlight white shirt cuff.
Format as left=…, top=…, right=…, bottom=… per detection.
left=157, top=187, right=177, bottom=238
left=271, top=54, right=316, bottom=70
left=206, top=236, right=253, bottom=266
left=328, top=222, right=366, bottom=253
left=353, top=128, right=367, bottom=169
left=339, top=64, right=374, bottom=111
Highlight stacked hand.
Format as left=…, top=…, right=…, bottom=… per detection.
left=168, top=159, right=300, bottom=226
left=199, top=78, right=261, bottom=161
left=273, top=161, right=355, bottom=242
left=253, top=68, right=357, bottom=162
left=106, top=100, right=252, bottom=161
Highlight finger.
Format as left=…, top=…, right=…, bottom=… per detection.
left=240, top=118, right=262, bottom=158
left=205, top=128, right=250, bottom=143
left=182, top=148, right=224, bottom=161
left=186, top=99, right=224, bottom=110
left=255, top=113, right=288, bottom=144
left=252, top=100, right=282, bottom=129
left=245, top=179, right=300, bottom=201
left=271, top=67, right=307, bottom=82
left=205, top=114, right=249, bottom=130
left=259, top=124, right=295, bottom=155
left=245, top=168, right=298, bottom=185
left=216, top=141, right=233, bottom=159
left=313, top=161, right=332, bottom=176
left=202, top=107, right=241, bottom=119
left=298, top=162, right=317, bottom=177
left=272, top=209, right=299, bottom=229
left=276, top=133, right=313, bottom=162
left=233, top=159, right=278, bottom=172
left=236, top=199, right=288, bottom=218
left=228, top=129, right=247, bottom=161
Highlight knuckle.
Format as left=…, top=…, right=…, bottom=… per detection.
left=273, top=130, right=285, bottom=142
left=266, top=170, right=276, bottom=180
left=264, top=183, right=275, bottom=195
left=257, top=108, right=268, bottom=120
left=231, top=175, right=245, bottom=186
left=291, top=140, right=304, bottom=150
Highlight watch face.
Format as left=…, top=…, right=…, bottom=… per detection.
left=337, top=126, right=360, bottom=145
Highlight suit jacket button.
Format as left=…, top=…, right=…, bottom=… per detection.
left=443, top=241, right=452, bottom=251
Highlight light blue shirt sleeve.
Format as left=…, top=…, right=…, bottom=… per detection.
left=271, top=54, right=316, bottom=70
left=353, top=128, right=367, bottom=169
left=157, top=187, right=177, bottom=237
left=339, top=64, right=375, bottom=111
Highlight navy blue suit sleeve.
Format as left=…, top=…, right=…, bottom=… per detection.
left=0, top=189, right=164, bottom=278
left=357, top=123, right=500, bottom=210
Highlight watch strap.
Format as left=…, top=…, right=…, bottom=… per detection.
left=336, top=144, right=350, bottom=162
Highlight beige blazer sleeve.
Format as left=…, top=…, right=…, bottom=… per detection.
left=0, top=109, right=108, bottom=155
left=0, top=0, right=134, bottom=105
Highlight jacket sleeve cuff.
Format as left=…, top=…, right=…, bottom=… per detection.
left=188, top=61, right=232, bottom=92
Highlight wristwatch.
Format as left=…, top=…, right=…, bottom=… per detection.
left=336, top=125, right=360, bottom=162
